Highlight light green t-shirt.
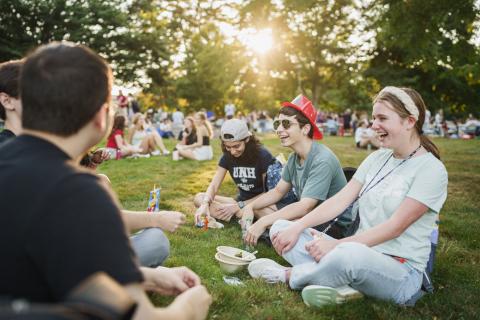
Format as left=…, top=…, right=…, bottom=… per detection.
left=282, top=143, right=349, bottom=222
left=353, top=148, right=448, bottom=271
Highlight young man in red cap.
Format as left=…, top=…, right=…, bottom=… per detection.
left=242, top=95, right=353, bottom=246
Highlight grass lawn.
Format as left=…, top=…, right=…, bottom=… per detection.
left=98, top=135, right=480, bottom=319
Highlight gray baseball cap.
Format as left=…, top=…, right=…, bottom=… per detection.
left=221, top=119, right=251, bottom=141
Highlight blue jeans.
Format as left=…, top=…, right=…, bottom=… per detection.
left=130, top=228, right=170, bottom=267
left=270, top=220, right=423, bottom=305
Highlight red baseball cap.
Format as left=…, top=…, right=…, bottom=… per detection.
left=281, top=94, right=323, bottom=140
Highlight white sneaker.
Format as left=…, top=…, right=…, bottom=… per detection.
left=163, top=150, right=170, bottom=155
left=301, top=285, right=363, bottom=308
left=137, top=153, right=150, bottom=158
left=248, top=258, right=288, bottom=284
left=151, top=150, right=161, bottom=156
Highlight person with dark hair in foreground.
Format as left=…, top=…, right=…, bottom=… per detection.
left=0, top=59, right=185, bottom=270
left=242, top=95, right=354, bottom=246
left=0, top=59, right=23, bottom=144
left=0, top=42, right=211, bottom=320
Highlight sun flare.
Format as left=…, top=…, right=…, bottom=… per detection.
left=241, top=28, right=273, bottom=54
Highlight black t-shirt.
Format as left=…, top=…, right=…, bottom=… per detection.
left=218, top=147, right=275, bottom=201
left=0, top=129, right=15, bottom=145
left=178, top=130, right=197, bottom=145
left=0, top=135, right=143, bottom=303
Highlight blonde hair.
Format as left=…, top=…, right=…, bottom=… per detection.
left=374, top=87, right=440, bottom=159
left=196, top=112, right=213, bottom=138
left=132, top=113, right=143, bottom=125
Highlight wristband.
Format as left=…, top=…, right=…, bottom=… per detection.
left=237, top=200, right=246, bottom=209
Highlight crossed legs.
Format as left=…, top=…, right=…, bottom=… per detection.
left=193, top=192, right=276, bottom=221
left=269, top=220, right=423, bottom=304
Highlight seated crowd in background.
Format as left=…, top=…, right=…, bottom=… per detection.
left=354, top=120, right=381, bottom=149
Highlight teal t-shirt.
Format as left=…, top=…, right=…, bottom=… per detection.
left=353, top=148, right=448, bottom=271
left=282, top=143, right=349, bottom=223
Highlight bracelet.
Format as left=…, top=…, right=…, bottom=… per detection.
left=237, top=200, right=246, bottom=209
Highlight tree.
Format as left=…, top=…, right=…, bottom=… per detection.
left=0, top=0, right=170, bottom=86
left=365, top=0, right=480, bottom=116
left=175, top=24, right=244, bottom=113
left=238, top=0, right=367, bottom=111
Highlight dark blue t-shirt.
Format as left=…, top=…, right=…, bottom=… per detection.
left=218, top=147, right=275, bottom=201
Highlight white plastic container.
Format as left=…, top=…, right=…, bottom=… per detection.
left=216, top=246, right=256, bottom=263
left=215, top=252, right=249, bottom=274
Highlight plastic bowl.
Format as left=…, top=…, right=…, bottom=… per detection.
left=215, top=252, right=249, bottom=274
left=217, top=252, right=250, bottom=264
left=216, top=246, right=256, bottom=263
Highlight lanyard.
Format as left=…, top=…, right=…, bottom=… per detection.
left=357, top=144, right=422, bottom=200
left=321, top=145, right=422, bottom=234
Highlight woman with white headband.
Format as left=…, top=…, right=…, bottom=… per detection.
left=248, top=87, right=448, bottom=307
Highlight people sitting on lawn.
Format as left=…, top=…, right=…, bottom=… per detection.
left=354, top=120, right=381, bottom=149
left=106, top=115, right=143, bottom=159
left=242, top=95, right=353, bottom=246
left=249, top=86, right=448, bottom=308
left=0, top=42, right=211, bottom=320
left=128, top=112, right=169, bottom=156
left=176, top=111, right=214, bottom=161
left=159, top=118, right=175, bottom=139
left=176, top=116, right=198, bottom=148
left=193, top=119, right=296, bottom=224
left=144, top=109, right=172, bottom=151
left=0, top=59, right=23, bottom=145
left=325, top=115, right=338, bottom=136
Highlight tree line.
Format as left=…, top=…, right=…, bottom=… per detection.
left=1, top=0, right=478, bottom=117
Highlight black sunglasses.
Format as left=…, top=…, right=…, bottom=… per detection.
left=273, top=119, right=298, bottom=130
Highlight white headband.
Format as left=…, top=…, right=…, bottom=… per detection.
left=379, top=86, right=419, bottom=120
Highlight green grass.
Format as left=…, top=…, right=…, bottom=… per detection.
left=98, top=135, right=480, bottom=319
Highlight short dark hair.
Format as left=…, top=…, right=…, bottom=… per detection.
left=20, top=42, right=112, bottom=136
left=0, top=60, right=23, bottom=120
left=278, top=107, right=314, bottom=138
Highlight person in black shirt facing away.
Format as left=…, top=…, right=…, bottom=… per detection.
left=0, top=57, right=183, bottom=270
left=0, top=42, right=211, bottom=320
left=0, top=59, right=23, bottom=144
